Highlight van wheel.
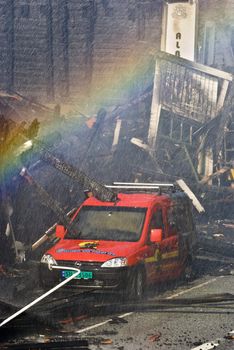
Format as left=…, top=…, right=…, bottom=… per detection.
left=125, top=268, right=145, bottom=301
left=135, top=269, right=145, bottom=299
left=183, top=257, right=194, bottom=282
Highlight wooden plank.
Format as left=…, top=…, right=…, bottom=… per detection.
left=147, top=59, right=162, bottom=148
left=176, top=179, right=205, bottom=213
left=31, top=208, right=77, bottom=251
left=183, top=144, right=200, bottom=182
left=131, top=137, right=152, bottom=152
left=112, top=119, right=122, bottom=151
left=199, top=166, right=230, bottom=185
left=216, top=80, right=229, bottom=113
left=204, top=147, right=214, bottom=184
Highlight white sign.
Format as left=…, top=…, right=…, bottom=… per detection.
left=162, top=1, right=197, bottom=61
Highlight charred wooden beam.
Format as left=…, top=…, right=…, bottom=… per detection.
left=31, top=207, right=77, bottom=251
left=31, top=139, right=117, bottom=202
left=20, top=168, right=77, bottom=236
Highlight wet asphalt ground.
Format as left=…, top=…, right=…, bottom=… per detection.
left=0, top=255, right=234, bottom=350
left=80, top=275, right=234, bottom=350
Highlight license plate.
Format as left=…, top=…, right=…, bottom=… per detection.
left=61, top=270, right=93, bottom=280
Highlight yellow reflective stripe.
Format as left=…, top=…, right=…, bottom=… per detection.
left=144, top=250, right=178, bottom=264
left=145, top=256, right=156, bottom=263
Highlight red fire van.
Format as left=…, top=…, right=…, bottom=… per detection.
left=40, top=184, right=197, bottom=299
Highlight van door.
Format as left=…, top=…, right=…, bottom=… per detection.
left=144, top=206, right=165, bottom=282
left=160, top=205, right=180, bottom=280
left=169, top=202, right=196, bottom=272
left=145, top=206, right=180, bottom=283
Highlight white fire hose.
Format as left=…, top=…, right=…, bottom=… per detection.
left=0, top=265, right=80, bottom=328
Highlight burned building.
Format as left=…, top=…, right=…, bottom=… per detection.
left=0, top=0, right=233, bottom=111
left=0, top=0, right=233, bottom=267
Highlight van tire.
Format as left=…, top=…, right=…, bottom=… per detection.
left=125, top=267, right=145, bottom=301
left=135, top=269, right=145, bottom=300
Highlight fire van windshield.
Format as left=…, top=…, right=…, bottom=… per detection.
left=66, top=206, right=147, bottom=242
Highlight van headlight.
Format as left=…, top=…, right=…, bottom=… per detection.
left=101, top=258, right=128, bottom=268
left=41, top=254, right=57, bottom=270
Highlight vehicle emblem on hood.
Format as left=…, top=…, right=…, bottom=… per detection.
left=74, top=261, right=82, bottom=267
left=79, top=241, right=99, bottom=249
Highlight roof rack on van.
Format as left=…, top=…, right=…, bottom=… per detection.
left=105, top=185, right=160, bottom=190
left=113, top=182, right=174, bottom=187
left=105, top=182, right=175, bottom=192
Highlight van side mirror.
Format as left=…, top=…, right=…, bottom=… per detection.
left=55, top=225, right=66, bottom=239
left=150, top=228, right=163, bottom=243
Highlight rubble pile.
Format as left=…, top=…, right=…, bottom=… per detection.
left=197, top=220, right=234, bottom=260
left=0, top=53, right=233, bottom=268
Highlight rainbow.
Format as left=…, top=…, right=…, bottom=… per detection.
left=2, top=0, right=232, bottom=187
left=0, top=51, right=155, bottom=189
